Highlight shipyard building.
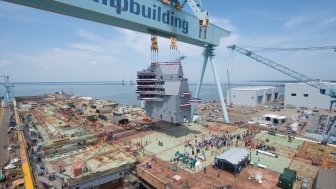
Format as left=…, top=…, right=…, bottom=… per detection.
left=227, top=86, right=280, bottom=106
left=137, top=62, right=192, bottom=124
left=284, top=83, right=335, bottom=109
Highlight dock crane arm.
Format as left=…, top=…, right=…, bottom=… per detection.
left=227, top=45, right=336, bottom=110
left=174, top=55, right=186, bottom=62
left=184, top=0, right=209, bottom=27
left=227, top=45, right=321, bottom=88
left=161, top=0, right=209, bottom=27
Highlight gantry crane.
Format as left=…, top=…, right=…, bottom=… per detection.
left=3, top=0, right=228, bottom=46
left=1, top=1, right=231, bottom=188
left=1, top=75, right=14, bottom=102
left=228, top=45, right=336, bottom=111
left=3, top=0, right=231, bottom=123
left=162, top=0, right=209, bottom=27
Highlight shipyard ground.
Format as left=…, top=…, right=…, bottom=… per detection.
left=5, top=95, right=336, bottom=189
left=200, top=100, right=335, bottom=135
left=0, top=107, right=9, bottom=167
left=133, top=122, right=280, bottom=189
left=0, top=104, right=25, bottom=189
left=133, top=122, right=332, bottom=189
left=137, top=158, right=280, bottom=189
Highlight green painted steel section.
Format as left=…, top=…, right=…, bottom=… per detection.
left=0, top=170, right=5, bottom=182
left=3, top=0, right=230, bottom=47
left=278, top=168, right=297, bottom=189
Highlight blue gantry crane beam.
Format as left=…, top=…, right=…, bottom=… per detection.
left=3, top=0, right=229, bottom=47
left=2, top=0, right=232, bottom=123
left=228, top=45, right=336, bottom=111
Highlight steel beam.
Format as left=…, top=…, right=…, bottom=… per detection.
left=209, top=50, right=229, bottom=123
left=3, top=0, right=230, bottom=47
left=191, top=47, right=209, bottom=119
left=192, top=46, right=229, bottom=123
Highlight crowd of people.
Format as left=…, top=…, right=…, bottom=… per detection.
left=185, top=130, right=252, bottom=155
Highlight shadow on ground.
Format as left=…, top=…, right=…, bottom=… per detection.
left=155, top=121, right=202, bottom=138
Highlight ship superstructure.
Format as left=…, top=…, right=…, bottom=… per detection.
left=137, top=61, right=192, bottom=124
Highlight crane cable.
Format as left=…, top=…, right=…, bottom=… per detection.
left=228, top=48, right=236, bottom=84
left=170, top=36, right=179, bottom=61
left=151, top=34, right=158, bottom=63
left=227, top=50, right=235, bottom=107
left=238, top=45, right=336, bottom=52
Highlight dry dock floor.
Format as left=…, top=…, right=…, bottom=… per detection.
left=131, top=122, right=247, bottom=173
left=137, top=157, right=280, bottom=189
left=0, top=107, right=9, bottom=167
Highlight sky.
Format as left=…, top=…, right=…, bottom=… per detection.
left=0, top=0, right=335, bottom=83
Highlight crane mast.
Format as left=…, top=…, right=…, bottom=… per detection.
left=161, top=0, right=209, bottom=26
left=160, top=0, right=230, bottom=122
left=3, top=0, right=231, bottom=124
left=185, top=0, right=209, bottom=27
left=161, top=0, right=209, bottom=38
left=228, top=45, right=336, bottom=110
left=1, top=75, right=14, bottom=102
left=227, top=45, right=321, bottom=88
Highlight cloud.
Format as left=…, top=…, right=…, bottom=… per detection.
left=210, top=17, right=236, bottom=32
left=208, top=17, right=240, bottom=50
left=284, top=15, right=310, bottom=28
left=9, top=47, right=115, bottom=69
left=248, top=11, right=285, bottom=22
left=118, top=29, right=204, bottom=58
left=321, top=16, right=336, bottom=25
left=4, top=28, right=160, bottom=81
left=118, top=29, right=150, bottom=56
left=76, top=29, right=101, bottom=41
left=117, top=16, right=240, bottom=59
left=241, top=36, right=293, bottom=47
left=0, top=1, right=55, bottom=25
left=0, top=60, right=10, bottom=67
left=6, top=29, right=140, bottom=72
left=70, top=43, right=105, bottom=53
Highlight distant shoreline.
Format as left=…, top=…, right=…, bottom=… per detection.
left=0, top=80, right=306, bottom=86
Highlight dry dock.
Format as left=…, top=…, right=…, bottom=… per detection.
left=2, top=94, right=335, bottom=189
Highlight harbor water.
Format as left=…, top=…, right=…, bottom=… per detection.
left=0, top=81, right=286, bottom=106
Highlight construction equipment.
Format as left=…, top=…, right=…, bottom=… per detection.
left=143, top=116, right=151, bottom=122
left=151, top=34, right=159, bottom=63
left=185, top=0, right=209, bottom=28
left=278, top=168, right=297, bottom=189
left=241, top=45, right=336, bottom=53
left=1, top=75, right=14, bottom=102
left=0, top=169, right=5, bottom=182
left=228, top=45, right=336, bottom=111
left=4, top=0, right=228, bottom=47
left=4, top=0, right=231, bottom=123
left=175, top=55, right=186, bottom=62
left=161, top=0, right=209, bottom=28
left=227, top=70, right=233, bottom=107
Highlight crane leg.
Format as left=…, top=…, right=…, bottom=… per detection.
left=209, top=53, right=230, bottom=123
left=330, top=100, right=336, bottom=113
left=191, top=47, right=209, bottom=119
left=191, top=46, right=230, bottom=123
